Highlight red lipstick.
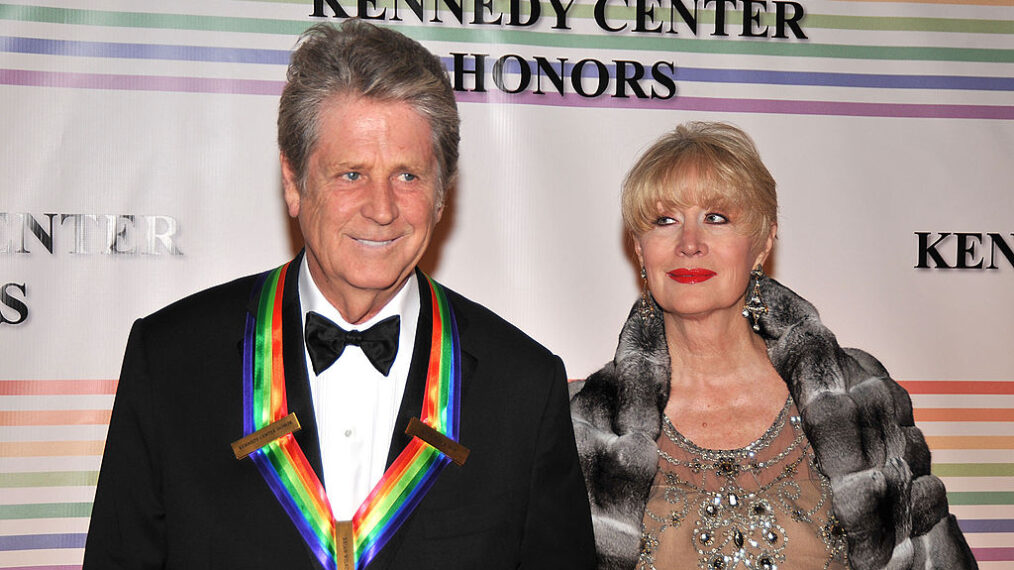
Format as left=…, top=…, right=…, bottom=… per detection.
left=666, top=268, right=716, bottom=284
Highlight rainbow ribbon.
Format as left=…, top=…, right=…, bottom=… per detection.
left=242, top=263, right=461, bottom=570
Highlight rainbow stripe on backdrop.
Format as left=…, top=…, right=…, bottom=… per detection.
left=1, top=2, right=1012, bottom=118
left=1, top=379, right=1012, bottom=568
left=240, top=264, right=461, bottom=570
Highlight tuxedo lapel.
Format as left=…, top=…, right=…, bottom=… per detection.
left=368, top=271, right=477, bottom=570
left=385, top=271, right=433, bottom=468
left=238, top=254, right=329, bottom=570
left=384, top=271, right=477, bottom=467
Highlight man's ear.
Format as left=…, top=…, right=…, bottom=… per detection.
left=280, top=153, right=301, bottom=218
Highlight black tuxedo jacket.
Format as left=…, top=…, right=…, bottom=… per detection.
left=84, top=259, right=595, bottom=569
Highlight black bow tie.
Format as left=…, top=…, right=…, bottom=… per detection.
left=304, top=311, right=400, bottom=376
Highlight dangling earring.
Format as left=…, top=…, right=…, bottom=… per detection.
left=638, top=266, right=656, bottom=321
left=742, top=267, right=767, bottom=332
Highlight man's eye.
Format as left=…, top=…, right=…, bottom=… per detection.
left=398, top=173, right=418, bottom=182
left=341, top=172, right=361, bottom=181
left=704, top=213, right=729, bottom=224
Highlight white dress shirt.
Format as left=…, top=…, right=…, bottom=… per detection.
left=298, top=261, right=420, bottom=520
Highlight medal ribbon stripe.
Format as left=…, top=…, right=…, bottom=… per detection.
left=423, top=282, right=444, bottom=428
left=427, top=290, right=444, bottom=430
left=422, top=277, right=459, bottom=437
left=269, top=270, right=287, bottom=424
left=251, top=439, right=338, bottom=570
left=353, top=443, right=446, bottom=565
left=243, top=265, right=461, bottom=570
left=249, top=273, right=267, bottom=432
left=250, top=266, right=277, bottom=431
left=351, top=274, right=461, bottom=568
left=244, top=263, right=339, bottom=570
left=441, top=280, right=462, bottom=440
left=241, top=280, right=259, bottom=437
left=260, top=437, right=336, bottom=547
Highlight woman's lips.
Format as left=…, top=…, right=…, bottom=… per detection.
left=666, top=268, right=717, bottom=284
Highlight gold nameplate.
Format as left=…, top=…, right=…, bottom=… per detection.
left=335, top=520, right=354, bottom=570
left=405, top=417, right=470, bottom=466
left=231, top=412, right=301, bottom=460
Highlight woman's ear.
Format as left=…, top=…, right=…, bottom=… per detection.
left=633, top=234, right=645, bottom=268
left=754, top=223, right=777, bottom=269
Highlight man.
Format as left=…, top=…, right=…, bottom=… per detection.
left=84, top=21, right=595, bottom=569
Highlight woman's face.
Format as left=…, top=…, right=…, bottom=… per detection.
left=634, top=198, right=773, bottom=324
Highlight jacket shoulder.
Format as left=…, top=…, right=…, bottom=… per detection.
left=135, top=272, right=264, bottom=345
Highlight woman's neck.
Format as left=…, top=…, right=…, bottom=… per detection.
left=661, top=308, right=789, bottom=448
left=663, top=308, right=773, bottom=390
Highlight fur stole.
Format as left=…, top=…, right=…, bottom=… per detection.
left=570, top=276, right=977, bottom=569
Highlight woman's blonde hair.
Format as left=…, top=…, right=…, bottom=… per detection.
left=621, top=122, right=777, bottom=246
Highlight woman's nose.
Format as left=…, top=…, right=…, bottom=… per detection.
left=678, top=223, right=706, bottom=256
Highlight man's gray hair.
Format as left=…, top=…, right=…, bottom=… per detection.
left=278, top=20, right=460, bottom=205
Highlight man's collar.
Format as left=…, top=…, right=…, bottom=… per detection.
left=297, top=260, right=420, bottom=330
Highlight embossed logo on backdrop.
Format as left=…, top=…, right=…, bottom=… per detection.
left=915, top=232, right=1014, bottom=270
left=1, top=213, right=182, bottom=326
left=309, top=0, right=809, bottom=100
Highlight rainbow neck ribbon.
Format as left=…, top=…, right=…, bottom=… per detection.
left=242, top=262, right=461, bottom=570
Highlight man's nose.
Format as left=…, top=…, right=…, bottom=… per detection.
left=362, top=179, right=398, bottom=224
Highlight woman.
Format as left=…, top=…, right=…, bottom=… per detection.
left=570, top=122, right=977, bottom=570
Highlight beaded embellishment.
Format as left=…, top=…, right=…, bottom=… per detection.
left=638, top=398, right=849, bottom=570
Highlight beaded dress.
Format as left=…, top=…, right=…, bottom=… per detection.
left=637, top=398, right=850, bottom=570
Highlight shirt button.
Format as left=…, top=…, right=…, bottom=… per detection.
left=344, top=429, right=353, bottom=438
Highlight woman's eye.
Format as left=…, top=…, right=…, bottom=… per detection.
left=654, top=216, right=676, bottom=226
left=704, top=213, right=729, bottom=224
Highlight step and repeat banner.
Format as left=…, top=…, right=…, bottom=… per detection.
left=2, top=0, right=1012, bottom=567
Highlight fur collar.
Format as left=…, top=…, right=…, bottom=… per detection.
left=570, top=276, right=977, bottom=569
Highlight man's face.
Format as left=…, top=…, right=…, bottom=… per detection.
left=282, top=96, right=442, bottom=321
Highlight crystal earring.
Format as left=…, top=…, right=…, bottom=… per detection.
left=742, top=267, right=767, bottom=332
left=638, top=266, right=656, bottom=321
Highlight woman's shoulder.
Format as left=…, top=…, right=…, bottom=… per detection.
left=568, top=361, right=621, bottom=424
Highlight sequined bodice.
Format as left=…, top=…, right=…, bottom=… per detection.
left=638, top=399, right=849, bottom=570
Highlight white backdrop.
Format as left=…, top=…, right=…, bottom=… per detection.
left=1, top=0, right=1012, bottom=566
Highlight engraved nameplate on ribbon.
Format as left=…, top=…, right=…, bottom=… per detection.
left=335, top=520, right=354, bottom=570
left=231, top=413, right=301, bottom=460
left=405, top=417, right=470, bottom=466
